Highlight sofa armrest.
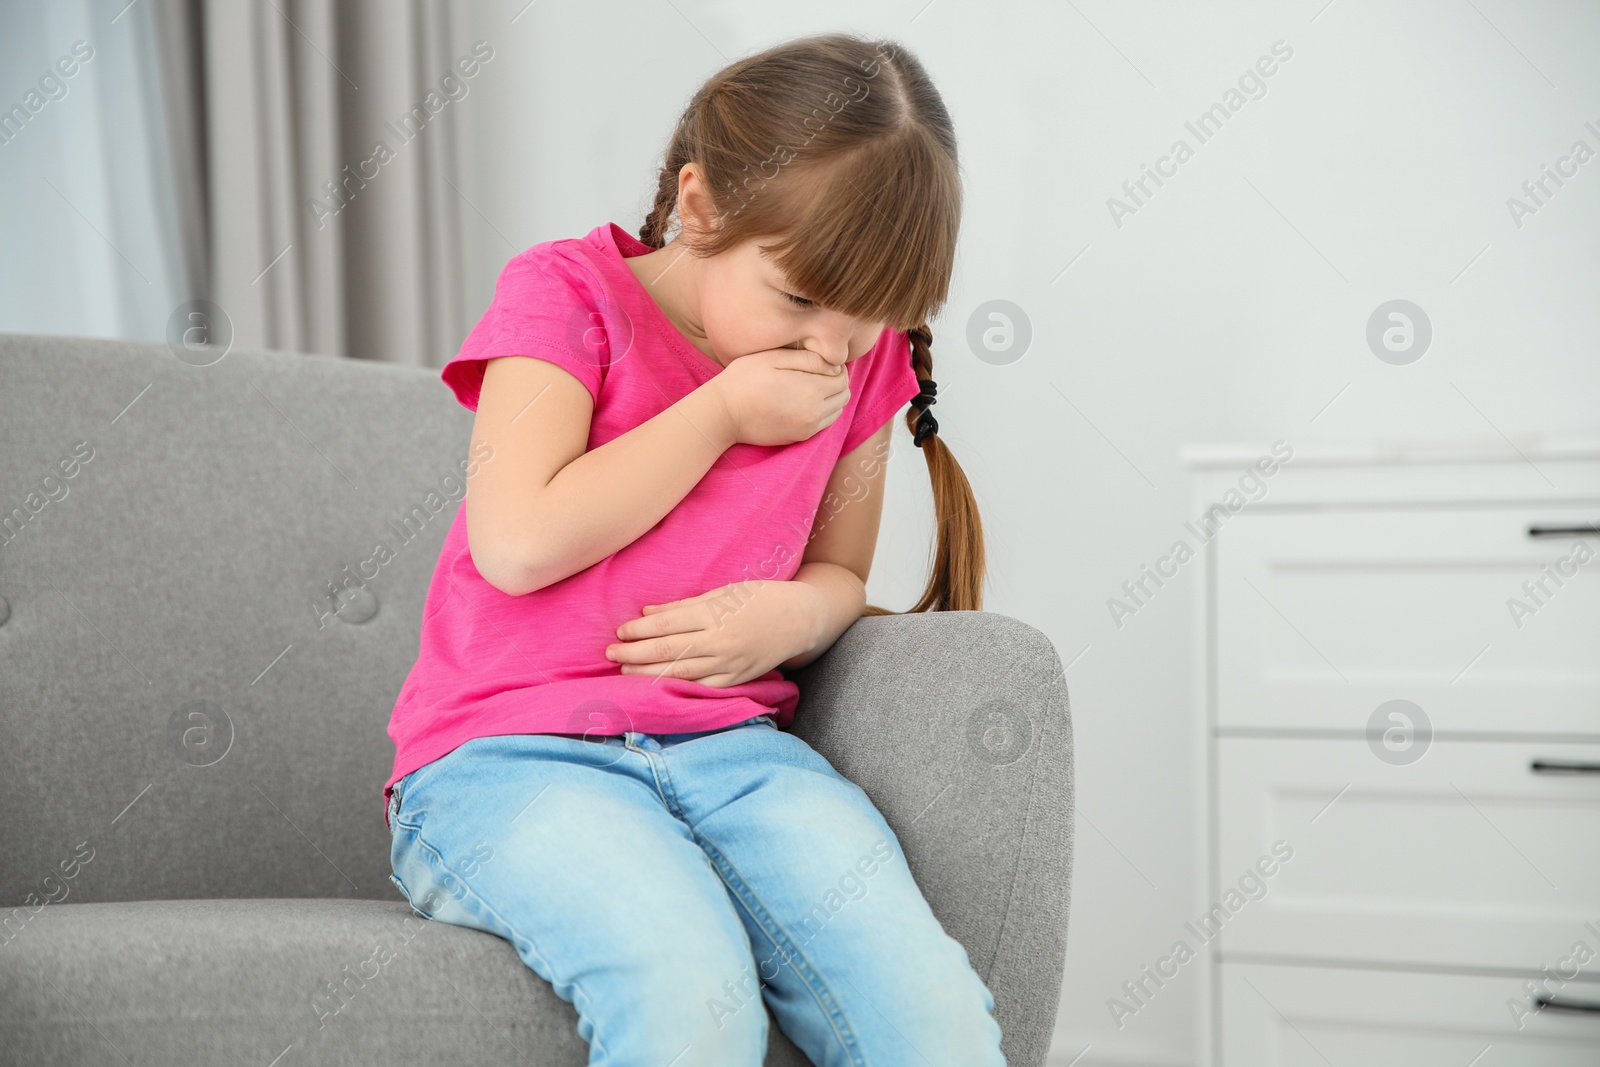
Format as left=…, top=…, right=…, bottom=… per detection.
left=785, top=609, right=1075, bottom=1067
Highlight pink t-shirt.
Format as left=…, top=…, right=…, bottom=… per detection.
left=383, top=221, right=922, bottom=823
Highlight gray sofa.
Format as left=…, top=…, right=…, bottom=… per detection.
left=0, top=330, right=1075, bottom=1066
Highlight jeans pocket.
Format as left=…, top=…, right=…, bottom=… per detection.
left=387, top=777, right=406, bottom=834
left=387, top=782, right=430, bottom=916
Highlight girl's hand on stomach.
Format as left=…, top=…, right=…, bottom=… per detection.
left=605, top=580, right=820, bottom=687
left=712, top=347, right=849, bottom=447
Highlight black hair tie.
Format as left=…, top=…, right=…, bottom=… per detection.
left=911, top=377, right=938, bottom=447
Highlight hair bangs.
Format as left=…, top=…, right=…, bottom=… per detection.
left=750, top=130, right=959, bottom=334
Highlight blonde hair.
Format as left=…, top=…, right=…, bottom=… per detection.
left=638, top=32, right=985, bottom=613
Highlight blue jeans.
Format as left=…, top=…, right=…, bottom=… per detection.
left=387, top=714, right=1006, bottom=1066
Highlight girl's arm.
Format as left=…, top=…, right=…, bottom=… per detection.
left=779, top=418, right=894, bottom=669
left=467, top=355, right=736, bottom=596
left=780, top=562, right=868, bottom=670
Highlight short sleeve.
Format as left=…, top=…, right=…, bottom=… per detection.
left=441, top=246, right=608, bottom=412
left=839, top=328, right=924, bottom=456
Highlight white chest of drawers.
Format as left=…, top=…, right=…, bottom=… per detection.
left=1184, top=441, right=1600, bottom=1066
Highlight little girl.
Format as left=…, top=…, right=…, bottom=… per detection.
left=383, top=31, right=998, bottom=1067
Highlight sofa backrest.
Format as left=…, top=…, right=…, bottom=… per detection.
left=0, top=332, right=472, bottom=904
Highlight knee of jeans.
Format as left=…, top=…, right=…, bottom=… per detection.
left=601, top=954, right=768, bottom=1062
left=881, top=956, right=1004, bottom=1062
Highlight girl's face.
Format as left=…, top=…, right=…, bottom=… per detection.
left=694, top=236, right=888, bottom=370
left=648, top=163, right=888, bottom=370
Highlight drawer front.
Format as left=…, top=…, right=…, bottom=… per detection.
left=1214, top=738, right=1600, bottom=972
left=1214, top=506, right=1600, bottom=733
left=1220, top=962, right=1600, bottom=1066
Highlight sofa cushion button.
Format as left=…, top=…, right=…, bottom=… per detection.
left=336, top=585, right=378, bottom=624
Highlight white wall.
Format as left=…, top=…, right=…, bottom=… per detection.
left=450, top=1, right=1600, bottom=1063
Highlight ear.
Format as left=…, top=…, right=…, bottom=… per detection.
left=676, top=163, right=720, bottom=241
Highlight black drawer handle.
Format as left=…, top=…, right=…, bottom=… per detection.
left=1530, top=760, right=1600, bottom=775
left=1535, top=993, right=1600, bottom=1015
left=1527, top=524, right=1600, bottom=537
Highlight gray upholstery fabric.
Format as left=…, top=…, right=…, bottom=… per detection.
left=0, top=332, right=1074, bottom=1066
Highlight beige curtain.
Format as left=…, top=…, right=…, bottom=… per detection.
left=148, top=0, right=471, bottom=367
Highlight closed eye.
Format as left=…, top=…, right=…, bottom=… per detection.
left=782, top=291, right=814, bottom=308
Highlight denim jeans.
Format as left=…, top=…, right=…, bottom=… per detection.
left=387, top=713, right=1006, bottom=1066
